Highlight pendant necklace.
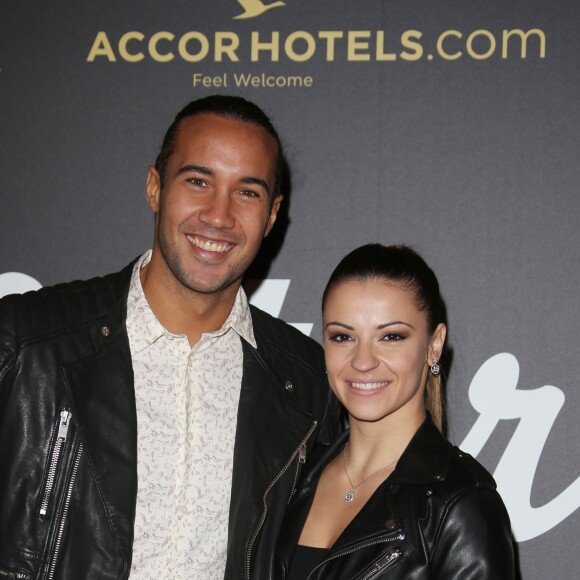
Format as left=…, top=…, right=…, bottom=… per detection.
left=342, top=443, right=399, bottom=503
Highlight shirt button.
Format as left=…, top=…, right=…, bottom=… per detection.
left=285, top=381, right=294, bottom=392
left=101, top=325, right=110, bottom=337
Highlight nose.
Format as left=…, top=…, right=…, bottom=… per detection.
left=350, top=341, right=379, bottom=372
left=199, top=191, right=235, bottom=229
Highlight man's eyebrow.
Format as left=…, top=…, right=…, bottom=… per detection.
left=175, top=164, right=213, bottom=177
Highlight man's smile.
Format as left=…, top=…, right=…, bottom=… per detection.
left=186, top=234, right=233, bottom=254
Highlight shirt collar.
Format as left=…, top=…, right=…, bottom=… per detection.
left=213, top=283, right=257, bottom=348
left=126, top=250, right=256, bottom=354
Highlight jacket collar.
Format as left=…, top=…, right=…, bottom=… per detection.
left=89, top=259, right=135, bottom=353
left=389, top=414, right=452, bottom=485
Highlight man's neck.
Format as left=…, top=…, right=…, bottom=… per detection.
left=139, top=261, right=239, bottom=347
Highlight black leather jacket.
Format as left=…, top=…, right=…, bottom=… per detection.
left=276, top=416, right=516, bottom=579
left=0, top=261, right=338, bottom=580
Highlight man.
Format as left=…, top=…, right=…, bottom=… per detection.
left=0, top=96, right=337, bottom=579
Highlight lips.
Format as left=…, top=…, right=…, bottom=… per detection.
left=349, top=381, right=389, bottom=392
left=186, top=234, right=233, bottom=253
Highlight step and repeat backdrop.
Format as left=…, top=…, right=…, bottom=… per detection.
left=1, top=1, right=578, bottom=577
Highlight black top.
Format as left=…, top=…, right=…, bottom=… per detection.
left=287, top=545, right=327, bottom=580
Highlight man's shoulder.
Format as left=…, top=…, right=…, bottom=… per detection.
left=0, top=262, right=134, bottom=358
left=249, top=305, right=324, bottom=372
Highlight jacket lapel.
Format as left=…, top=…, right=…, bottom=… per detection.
left=232, top=339, right=317, bottom=503
left=62, top=312, right=137, bottom=559
left=389, top=415, right=452, bottom=485
left=227, top=339, right=320, bottom=578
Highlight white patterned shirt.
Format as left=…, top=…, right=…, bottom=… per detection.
left=127, top=251, right=256, bottom=579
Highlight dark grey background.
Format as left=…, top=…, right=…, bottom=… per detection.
left=1, top=1, right=578, bottom=577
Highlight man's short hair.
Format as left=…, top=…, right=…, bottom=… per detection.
left=154, top=95, right=284, bottom=200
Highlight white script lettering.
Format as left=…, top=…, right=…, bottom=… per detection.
left=460, top=353, right=580, bottom=541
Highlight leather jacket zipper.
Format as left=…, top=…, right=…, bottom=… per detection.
left=46, top=441, right=83, bottom=580
left=360, top=547, right=403, bottom=580
left=306, top=532, right=405, bottom=580
left=0, top=569, right=32, bottom=579
left=245, top=420, right=318, bottom=580
left=287, top=440, right=308, bottom=505
left=0, top=411, right=80, bottom=580
left=40, top=410, right=72, bottom=517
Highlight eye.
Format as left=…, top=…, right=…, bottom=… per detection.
left=327, top=332, right=353, bottom=343
left=238, top=189, right=261, bottom=199
left=187, top=177, right=207, bottom=188
left=381, top=332, right=405, bottom=342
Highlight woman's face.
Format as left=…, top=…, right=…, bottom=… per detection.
left=323, top=278, right=445, bottom=427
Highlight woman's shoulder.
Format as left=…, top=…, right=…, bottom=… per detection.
left=445, top=444, right=497, bottom=492
left=420, top=437, right=500, bottom=509
left=406, top=431, right=512, bottom=541
left=390, top=416, right=497, bottom=496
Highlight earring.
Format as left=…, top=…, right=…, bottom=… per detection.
left=430, top=362, right=440, bottom=376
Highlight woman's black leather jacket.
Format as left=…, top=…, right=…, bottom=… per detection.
left=275, top=416, right=516, bottom=579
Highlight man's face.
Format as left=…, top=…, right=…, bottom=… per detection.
left=146, top=113, right=282, bottom=298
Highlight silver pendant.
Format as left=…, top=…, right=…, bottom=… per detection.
left=344, top=491, right=354, bottom=502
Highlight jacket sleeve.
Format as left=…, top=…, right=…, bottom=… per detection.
left=0, top=298, right=17, bottom=392
left=430, top=485, right=516, bottom=579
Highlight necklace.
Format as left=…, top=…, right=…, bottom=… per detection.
left=342, top=443, right=399, bottom=503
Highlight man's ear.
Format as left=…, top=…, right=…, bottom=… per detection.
left=146, top=166, right=161, bottom=213
left=264, top=195, right=283, bottom=237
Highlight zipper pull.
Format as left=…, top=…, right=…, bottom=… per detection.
left=371, top=548, right=402, bottom=574
left=39, top=410, right=73, bottom=517
left=57, top=410, right=72, bottom=441
left=299, top=442, right=307, bottom=464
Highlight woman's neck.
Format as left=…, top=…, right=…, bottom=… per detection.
left=345, top=407, right=426, bottom=478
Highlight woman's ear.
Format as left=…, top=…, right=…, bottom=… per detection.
left=429, top=323, right=447, bottom=364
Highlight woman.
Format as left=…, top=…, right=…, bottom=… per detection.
left=276, top=244, right=515, bottom=579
